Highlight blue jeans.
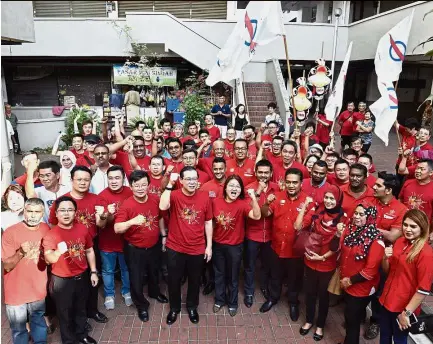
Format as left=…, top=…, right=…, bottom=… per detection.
left=379, top=306, right=408, bottom=344
left=100, top=251, right=130, bottom=297
left=6, top=299, right=47, bottom=344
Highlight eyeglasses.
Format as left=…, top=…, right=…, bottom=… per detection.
left=183, top=156, right=196, bottom=161
left=57, top=209, right=75, bottom=214
left=132, top=183, right=148, bottom=189
left=94, top=152, right=108, bottom=156
left=133, top=145, right=145, bottom=149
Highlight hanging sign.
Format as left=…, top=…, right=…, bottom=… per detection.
left=113, top=64, right=177, bottom=86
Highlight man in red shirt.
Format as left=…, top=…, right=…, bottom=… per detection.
left=358, top=153, right=377, bottom=188
left=399, top=159, right=433, bottom=221
left=226, top=139, right=256, bottom=186
left=243, top=125, right=259, bottom=160
left=160, top=118, right=172, bottom=140
left=201, top=157, right=226, bottom=199
left=114, top=170, right=168, bottom=322
left=44, top=196, right=98, bottom=344
left=75, top=135, right=101, bottom=169
left=315, top=112, right=332, bottom=149
left=337, top=102, right=355, bottom=152
left=198, top=139, right=226, bottom=177
left=259, top=168, right=315, bottom=321
left=352, top=101, right=367, bottom=134
left=165, top=138, right=184, bottom=173
left=302, top=160, right=331, bottom=206
left=12, top=151, right=43, bottom=188
left=341, top=163, right=375, bottom=218
left=2, top=198, right=50, bottom=344
left=327, top=158, right=350, bottom=187
left=395, top=118, right=420, bottom=173
left=159, top=166, right=213, bottom=325
left=184, top=123, right=200, bottom=144
left=97, top=166, right=133, bottom=311
left=224, top=128, right=236, bottom=158
left=342, top=148, right=358, bottom=166
left=204, top=113, right=221, bottom=142
left=244, top=159, right=278, bottom=307
left=141, top=127, right=154, bottom=156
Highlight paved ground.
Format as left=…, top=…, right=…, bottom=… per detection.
left=2, top=132, right=432, bottom=344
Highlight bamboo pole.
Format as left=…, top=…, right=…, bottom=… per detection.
left=282, top=35, right=297, bottom=130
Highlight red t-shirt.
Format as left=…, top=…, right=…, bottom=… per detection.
left=365, top=174, right=377, bottom=188
left=2, top=222, right=50, bottom=305
left=212, top=198, right=251, bottom=245
left=13, top=173, right=43, bottom=188
left=49, top=192, right=99, bottom=238
left=70, top=148, right=85, bottom=159
left=265, top=152, right=282, bottom=166
left=341, top=184, right=375, bottom=218
left=352, top=112, right=365, bottom=132
left=43, top=223, right=93, bottom=277
left=399, top=179, right=433, bottom=221
left=197, top=157, right=213, bottom=178
left=98, top=187, right=133, bottom=253
left=174, top=169, right=210, bottom=190
left=226, top=159, right=256, bottom=187
left=76, top=152, right=95, bottom=167
left=114, top=151, right=151, bottom=177
left=380, top=237, right=433, bottom=314
left=374, top=198, right=407, bottom=232
left=165, top=160, right=184, bottom=174
left=206, top=126, right=221, bottom=142
left=148, top=175, right=164, bottom=198
left=269, top=191, right=315, bottom=258
left=224, top=140, right=235, bottom=159
left=245, top=181, right=279, bottom=243
left=316, top=114, right=332, bottom=145
left=396, top=125, right=417, bottom=166
left=165, top=190, right=213, bottom=255
left=337, top=110, right=354, bottom=136
left=327, top=174, right=349, bottom=187
left=115, top=195, right=161, bottom=248
left=301, top=179, right=332, bottom=207
left=201, top=178, right=225, bottom=199
left=272, top=160, right=309, bottom=191
left=247, top=143, right=258, bottom=160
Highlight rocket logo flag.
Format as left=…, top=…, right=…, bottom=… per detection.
left=324, top=42, right=353, bottom=121
left=206, top=1, right=285, bottom=87
left=372, top=10, right=414, bottom=146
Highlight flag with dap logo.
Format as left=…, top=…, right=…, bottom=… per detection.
left=205, top=1, right=285, bottom=87
left=371, top=10, right=414, bottom=145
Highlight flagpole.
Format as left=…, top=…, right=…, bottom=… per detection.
left=394, top=80, right=402, bottom=147
left=282, top=35, right=298, bottom=130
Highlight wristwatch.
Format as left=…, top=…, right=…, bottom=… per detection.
left=404, top=309, right=413, bottom=317
left=91, top=271, right=98, bottom=275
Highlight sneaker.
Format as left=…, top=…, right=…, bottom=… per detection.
left=123, top=293, right=133, bottom=307
left=104, top=296, right=115, bottom=310
left=364, top=322, right=380, bottom=340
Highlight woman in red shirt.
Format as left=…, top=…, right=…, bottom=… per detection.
left=379, top=209, right=433, bottom=344
left=300, top=186, right=348, bottom=341
left=337, top=205, right=385, bottom=344
left=212, top=175, right=261, bottom=317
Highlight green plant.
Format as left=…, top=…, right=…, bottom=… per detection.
left=127, top=115, right=156, bottom=130
left=412, top=9, right=433, bottom=56
left=63, top=108, right=99, bottom=146
left=183, top=94, right=207, bottom=130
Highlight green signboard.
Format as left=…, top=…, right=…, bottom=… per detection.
left=113, top=64, right=177, bottom=86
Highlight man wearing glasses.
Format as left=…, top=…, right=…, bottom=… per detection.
left=49, top=166, right=108, bottom=327
left=226, top=139, right=256, bottom=186
left=159, top=166, right=213, bottom=325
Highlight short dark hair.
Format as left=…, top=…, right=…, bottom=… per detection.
left=377, top=171, right=399, bottom=195
left=182, top=140, right=197, bottom=150
left=405, top=118, right=420, bottom=130
left=142, top=126, right=152, bottom=132
left=135, top=121, right=145, bottom=129
left=107, top=165, right=125, bottom=178
left=38, top=160, right=61, bottom=174
left=182, top=148, right=198, bottom=158
left=199, top=129, right=209, bottom=136
left=326, top=152, right=340, bottom=160
left=133, top=135, right=144, bottom=143
left=235, top=104, right=245, bottom=114
left=243, top=124, right=255, bottom=132
left=187, top=122, right=197, bottom=129
left=359, top=153, right=373, bottom=164
left=180, top=166, right=197, bottom=179
left=82, top=120, right=92, bottom=127
left=313, top=160, right=328, bottom=170
left=234, top=138, right=248, bottom=147
left=223, top=175, right=245, bottom=200
left=94, top=144, right=109, bottom=152
left=212, top=157, right=226, bottom=166
left=272, top=135, right=284, bottom=143
left=335, top=158, right=350, bottom=169
left=285, top=167, right=304, bottom=182
left=342, top=148, right=357, bottom=157
left=55, top=195, right=77, bottom=211
left=167, top=137, right=181, bottom=147
left=150, top=155, right=165, bottom=165
left=267, top=102, right=277, bottom=109
left=71, top=165, right=92, bottom=179
left=418, top=159, right=433, bottom=171
left=129, top=170, right=150, bottom=185
left=72, top=134, right=84, bottom=141
left=255, top=159, right=273, bottom=172
left=160, top=118, right=171, bottom=126
left=267, top=120, right=279, bottom=127
left=350, top=135, right=362, bottom=144
left=282, top=140, right=298, bottom=154
left=350, top=163, right=368, bottom=177
left=305, top=121, right=316, bottom=131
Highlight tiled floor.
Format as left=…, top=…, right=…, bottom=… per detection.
left=3, top=132, right=432, bottom=343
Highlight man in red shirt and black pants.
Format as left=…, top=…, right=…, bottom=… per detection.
left=259, top=168, right=315, bottom=321
left=337, top=102, right=356, bottom=152
left=160, top=166, right=213, bottom=325
left=44, top=196, right=99, bottom=344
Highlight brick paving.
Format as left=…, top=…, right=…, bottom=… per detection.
left=2, top=132, right=432, bottom=344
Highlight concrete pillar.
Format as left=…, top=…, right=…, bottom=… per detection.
left=316, top=1, right=331, bottom=23
left=1, top=66, right=12, bottom=189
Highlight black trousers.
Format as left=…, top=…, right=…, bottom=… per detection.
left=86, top=236, right=101, bottom=317
left=167, top=248, right=204, bottom=312
left=370, top=266, right=386, bottom=324
left=243, top=239, right=271, bottom=296
left=341, top=135, right=351, bottom=150
left=362, top=143, right=372, bottom=153
left=45, top=267, right=56, bottom=317
left=343, top=293, right=371, bottom=344
left=268, top=249, right=304, bottom=304
left=213, top=242, right=243, bottom=308
left=124, top=242, right=161, bottom=312
left=13, top=130, right=21, bottom=152
left=50, top=273, right=89, bottom=344
left=304, top=266, right=334, bottom=328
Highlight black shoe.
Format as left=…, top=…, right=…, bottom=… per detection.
left=138, top=310, right=149, bottom=322
left=202, top=282, right=215, bottom=295
left=260, top=288, right=269, bottom=299
left=228, top=308, right=237, bottom=317
left=91, top=311, right=108, bottom=323
left=181, top=275, right=187, bottom=285
left=259, top=300, right=275, bottom=313
left=299, top=324, right=312, bottom=336
left=200, top=274, right=207, bottom=287
left=188, top=309, right=199, bottom=324
left=289, top=304, right=299, bottom=322
left=364, top=322, right=380, bottom=340
left=79, top=336, right=97, bottom=344
left=85, top=322, right=93, bottom=332
left=313, top=331, right=324, bottom=341
left=46, top=324, right=56, bottom=335
left=166, top=310, right=179, bottom=325
left=151, top=294, right=168, bottom=303
left=244, top=295, right=253, bottom=308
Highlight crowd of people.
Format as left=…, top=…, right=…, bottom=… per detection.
left=2, top=99, right=433, bottom=344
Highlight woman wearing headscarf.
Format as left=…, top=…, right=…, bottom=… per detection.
left=59, top=150, right=76, bottom=187
left=1, top=185, right=25, bottom=231
left=300, top=185, right=348, bottom=341
left=336, top=204, right=385, bottom=344
left=379, top=209, right=433, bottom=344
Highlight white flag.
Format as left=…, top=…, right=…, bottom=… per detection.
left=206, top=1, right=285, bottom=86
left=374, top=10, right=414, bottom=81
left=324, top=42, right=353, bottom=121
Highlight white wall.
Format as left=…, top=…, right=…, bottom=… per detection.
left=17, top=118, right=66, bottom=151
left=1, top=1, right=35, bottom=43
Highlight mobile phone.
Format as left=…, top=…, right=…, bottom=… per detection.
left=396, top=313, right=418, bottom=327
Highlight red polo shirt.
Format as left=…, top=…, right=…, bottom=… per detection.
left=245, top=181, right=279, bottom=243
left=374, top=198, right=407, bottom=232
left=380, top=237, right=433, bottom=314
left=268, top=191, right=315, bottom=258
left=224, top=140, right=235, bottom=159
left=206, top=125, right=221, bottom=142
left=212, top=198, right=251, bottom=245
left=247, top=143, right=258, bottom=161
left=272, top=160, right=309, bottom=191
left=338, top=110, right=354, bottom=136
left=201, top=178, right=225, bottom=199
left=301, top=179, right=332, bottom=207
left=148, top=175, right=163, bottom=198
left=265, top=152, right=282, bottom=166
left=365, top=174, right=377, bottom=188
left=341, top=184, right=375, bottom=218
left=13, top=173, right=42, bottom=188
left=226, top=158, right=256, bottom=186
left=327, top=174, right=349, bottom=187
left=316, top=114, right=332, bottom=145
left=399, top=179, right=433, bottom=221
left=113, top=151, right=151, bottom=177
left=165, top=159, right=184, bottom=174
left=396, top=125, right=417, bottom=166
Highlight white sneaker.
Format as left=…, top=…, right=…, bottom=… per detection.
left=122, top=293, right=133, bottom=307
left=104, top=296, right=115, bottom=310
